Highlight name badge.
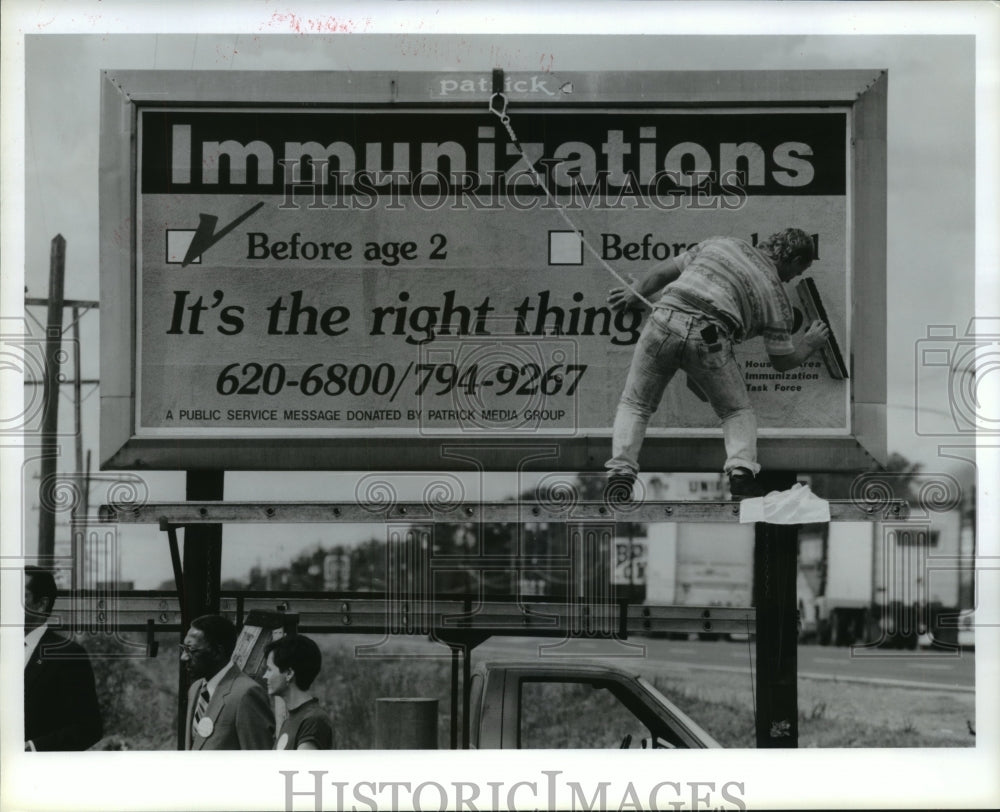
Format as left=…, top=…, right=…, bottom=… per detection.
left=195, top=717, right=214, bottom=738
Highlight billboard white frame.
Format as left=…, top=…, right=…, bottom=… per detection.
left=100, top=69, right=887, bottom=472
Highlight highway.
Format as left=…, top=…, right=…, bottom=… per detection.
left=473, top=635, right=976, bottom=693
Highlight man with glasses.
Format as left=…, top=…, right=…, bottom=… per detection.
left=180, top=614, right=273, bottom=750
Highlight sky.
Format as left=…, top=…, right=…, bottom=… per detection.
left=2, top=2, right=999, bottom=811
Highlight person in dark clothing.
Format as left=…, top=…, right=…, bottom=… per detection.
left=23, top=566, right=103, bottom=751
left=263, top=634, right=333, bottom=750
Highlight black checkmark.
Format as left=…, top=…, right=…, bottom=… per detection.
left=181, top=201, right=265, bottom=267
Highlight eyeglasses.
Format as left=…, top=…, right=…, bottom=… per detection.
left=178, top=643, right=210, bottom=657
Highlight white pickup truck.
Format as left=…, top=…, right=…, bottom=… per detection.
left=468, top=660, right=720, bottom=749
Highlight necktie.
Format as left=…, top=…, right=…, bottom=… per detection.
left=193, top=686, right=210, bottom=729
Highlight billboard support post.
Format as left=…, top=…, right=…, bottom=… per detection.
left=754, top=470, right=799, bottom=748
left=181, top=470, right=224, bottom=619
left=174, top=469, right=224, bottom=750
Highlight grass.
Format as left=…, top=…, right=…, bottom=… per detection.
left=79, top=632, right=975, bottom=750
left=645, top=670, right=974, bottom=749
left=311, top=644, right=454, bottom=749
left=85, top=632, right=180, bottom=750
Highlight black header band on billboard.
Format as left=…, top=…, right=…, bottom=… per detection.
left=141, top=109, right=847, bottom=197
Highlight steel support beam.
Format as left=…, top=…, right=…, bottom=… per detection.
left=100, top=498, right=907, bottom=525
left=50, top=593, right=757, bottom=637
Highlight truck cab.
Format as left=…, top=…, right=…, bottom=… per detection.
left=469, top=661, right=720, bottom=749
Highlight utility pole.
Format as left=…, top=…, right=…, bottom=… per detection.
left=38, top=235, right=66, bottom=562
left=27, top=266, right=99, bottom=580
left=71, top=307, right=85, bottom=590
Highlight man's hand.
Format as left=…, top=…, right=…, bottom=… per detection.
left=607, top=285, right=643, bottom=312
left=803, top=319, right=831, bottom=350
left=608, top=275, right=647, bottom=312
left=606, top=261, right=682, bottom=312
left=768, top=319, right=832, bottom=372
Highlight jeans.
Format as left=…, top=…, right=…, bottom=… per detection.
left=606, top=308, right=759, bottom=477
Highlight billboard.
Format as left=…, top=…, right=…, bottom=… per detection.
left=101, top=71, right=887, bottom=471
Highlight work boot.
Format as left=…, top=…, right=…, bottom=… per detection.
left=604, top=472, right=636, bottom=505
left=728, top=467, right=762, bottom=500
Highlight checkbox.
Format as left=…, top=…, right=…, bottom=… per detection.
left=548, top=230, right=583, bottom=265
left=166, top=229, right=199, bottom=264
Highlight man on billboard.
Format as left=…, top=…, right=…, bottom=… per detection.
left=604, top=228, right=831, bottom=500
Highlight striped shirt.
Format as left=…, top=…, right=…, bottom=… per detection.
left=657, top=237, right=795, bottom=355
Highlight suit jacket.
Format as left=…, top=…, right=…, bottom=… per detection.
left=24, top=629, right=103, bottom=751
left=185, top=663, right=274, bottom=750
